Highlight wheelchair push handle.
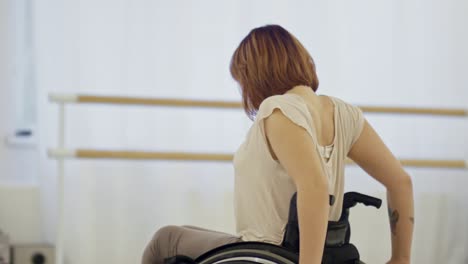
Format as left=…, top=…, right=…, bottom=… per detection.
left=343, top=192, right=382, bottom=210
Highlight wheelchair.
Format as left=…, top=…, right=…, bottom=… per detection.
left=166, top=192, right=382, bottom=264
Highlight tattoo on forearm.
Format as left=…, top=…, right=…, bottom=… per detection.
left=410, top=217, right=415, bottom=224
left=388, top=206, right=400, bottom=236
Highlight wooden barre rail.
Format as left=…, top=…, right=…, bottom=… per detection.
left=48, top=149, right=467, bottom=169
left=78, top=149, right=233, bottom=161
left=79, top=95, right=243, bottom=109
left=49, top=94, right=468, bottom=117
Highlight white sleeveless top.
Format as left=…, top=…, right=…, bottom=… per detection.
left=233, top=93, right=365, bottom=244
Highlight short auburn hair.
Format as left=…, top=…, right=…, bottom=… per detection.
left=230, top=25, right=319, bottom=119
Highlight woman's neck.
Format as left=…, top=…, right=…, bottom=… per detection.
left=285, top=85, right=320, bottom=102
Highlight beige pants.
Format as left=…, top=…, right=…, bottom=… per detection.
left=141, top=225, right=242, bottom=264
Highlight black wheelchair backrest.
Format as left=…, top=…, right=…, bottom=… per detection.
left=281, top=192, right=382, bottom=254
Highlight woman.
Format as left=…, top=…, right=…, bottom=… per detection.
left=142, top=25, right=414, bottom=264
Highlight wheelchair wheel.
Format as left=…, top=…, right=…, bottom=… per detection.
left=195, top=242, right=298, bottom=264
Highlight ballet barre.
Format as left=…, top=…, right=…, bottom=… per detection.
left=48, top=149, right=467, bottom=169
left=49, top=94, right=468, bottom=116
left=47, top=93, right=468, bottom=264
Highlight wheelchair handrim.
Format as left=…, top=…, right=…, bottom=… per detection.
left=198, top=248, right=295, bottom=264
left=213, top=257, right=278, bottom=264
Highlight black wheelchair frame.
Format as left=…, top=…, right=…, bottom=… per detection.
left=165, top=192, right=382, bottom=264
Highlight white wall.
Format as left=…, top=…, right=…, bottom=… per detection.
left=31, top=0, right=468, bottom=264
left=0, top=0, right=38, bottom=185
left=0, top=185, right=41, bottom=243
left=0, top=0, right=40, bottom=244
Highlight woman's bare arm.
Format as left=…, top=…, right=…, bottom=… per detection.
left=348, top=120, right=414, bottom=263
left=265, top=109, right=329, bottom=264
